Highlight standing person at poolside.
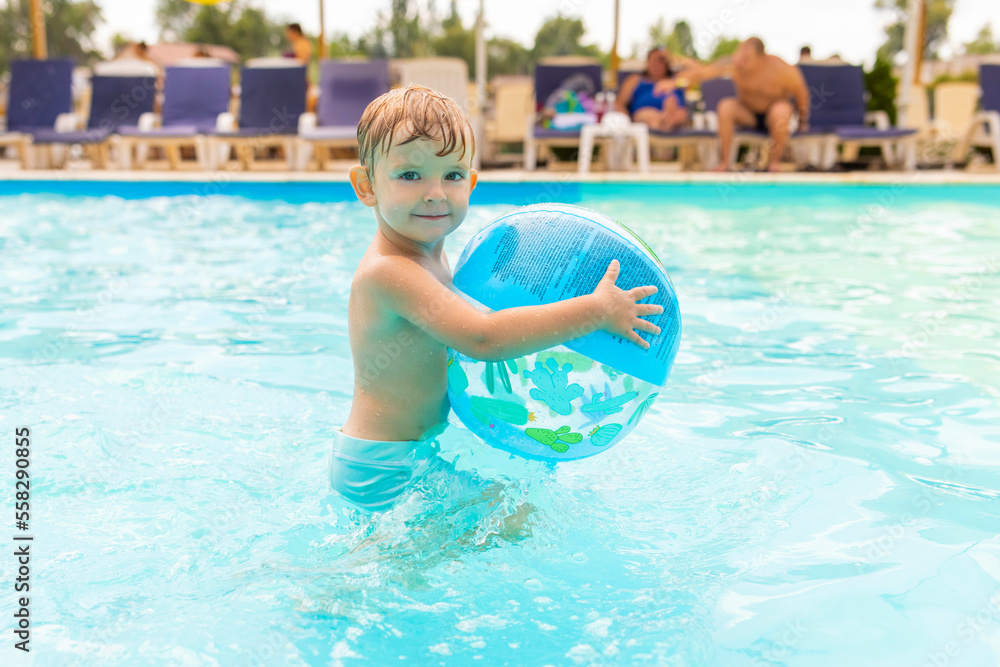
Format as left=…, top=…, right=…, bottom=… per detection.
left=284, top=23, right=318, bottom=113
left=616, top=48, right=692, bottom=132
left=332, top=84, right=664, bottom=513
left=685, top=37, right=810, bottom=172
left=284, top=23, right=313, bottom=64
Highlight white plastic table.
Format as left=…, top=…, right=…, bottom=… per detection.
left=578, top=114, right=650, bottom=173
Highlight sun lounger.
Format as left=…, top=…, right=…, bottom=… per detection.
left=392, top=57, right=471, bottom=113
left=484, top=77, right=533, bottom=164
left=956, top=64, right=1000, bottom=171
left=297, top=59, right=390, bottom=171
left=933, top=82, right=978, bottom=140
left=208, top=63, right=306, bottom=170
left=0, top=59, right=74, bottom=168
left=117, top=64, right=232, bottom=169
left=28, top=61, right=157, bottom=169
left=524, top=63, right=603, bottom=170
left=798, top=64, right=917, bottom=170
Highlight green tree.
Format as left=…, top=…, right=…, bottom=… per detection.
left=182, top=6, right=233, bottom=49
left=707, top=36, right=740, bottom=62
left=155, top=0, right=197, bottom=43
left=488, top=37, right=533, bottom=76
left=864, top=55, right=898, bottom=125
left=359, top=0, right=432, bottom=58
left=645, top=18, right=698, bottom=59
left=0, top=0, right=105, bottom=73
left=327, top=33, right=365, bottom=59
left=153, top=0, right=285, bottom=61
left=875, top=0, right=955, bottom=61
left=664, top=21, right=697, bottom=60
left=430, top=1, right=475, bottom=74
left=647, top=17, right=670, bottom=52
left=963, top=24, right=1000, bottom=55
left=231, top=7, right=283, bottom=57
left=531, top=15, right=603, bottom=61
left=110, top=32, right=133, bottom=57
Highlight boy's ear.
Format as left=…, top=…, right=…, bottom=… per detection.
left=349, top=164, right=377, bottom=207
left=469, top=168, right=478, bottom=192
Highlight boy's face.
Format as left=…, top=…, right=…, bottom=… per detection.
left=351, top=133, right=477, bottom=250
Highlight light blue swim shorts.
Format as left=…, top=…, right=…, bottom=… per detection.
left=328, top=423, right=449, bottom=513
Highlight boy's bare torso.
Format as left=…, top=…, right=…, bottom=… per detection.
left=341, top=236, right=453, bottom=442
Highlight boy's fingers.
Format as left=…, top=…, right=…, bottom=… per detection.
left=603, top=259, right=621, bottom=284
left=630, top=331, right=651, bottom=350
left=638, top=304, right=664, bottom=315
left=630, top=285, right=658, bottom=299
left=635, top=319, right=661, bottom=335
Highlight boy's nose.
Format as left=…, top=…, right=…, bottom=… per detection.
left=424, top=181, right=446, bottom=201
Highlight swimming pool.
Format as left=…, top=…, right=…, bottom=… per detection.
left=2, top=180, right=998, bottom=665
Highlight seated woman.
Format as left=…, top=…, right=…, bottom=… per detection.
left=615, top=48, right=690, bottom=132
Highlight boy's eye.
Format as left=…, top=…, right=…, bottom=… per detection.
left=399, top=171, right=419, bottom=180
left=445, top=172, right=465, bottom=181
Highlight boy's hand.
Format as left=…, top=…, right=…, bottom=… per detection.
left=592, top=259, right=664, bottom=350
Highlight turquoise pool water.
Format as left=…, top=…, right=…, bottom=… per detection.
left=1, top=181, right=999, bottom=666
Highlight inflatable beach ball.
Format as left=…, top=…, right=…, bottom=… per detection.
left=447, top=203, right=681, bottom=461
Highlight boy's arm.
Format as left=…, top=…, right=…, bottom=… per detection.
left=367, top=255, right=663, bottom=361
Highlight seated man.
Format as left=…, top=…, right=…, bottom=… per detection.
left=688, top=37, right=810, bottom=171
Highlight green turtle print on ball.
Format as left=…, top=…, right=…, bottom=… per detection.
left=446, top=203, right=682, bottom=461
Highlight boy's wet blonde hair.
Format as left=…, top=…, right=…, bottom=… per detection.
left=356, top=84, right=475, bottom=170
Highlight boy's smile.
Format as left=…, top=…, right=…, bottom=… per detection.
left=351, top=135, right=478, bottom=255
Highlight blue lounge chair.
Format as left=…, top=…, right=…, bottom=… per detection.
left=117, top=64, right=232, bottom=169
left=700, top=70, right=906, bottom=171
left=0, top=59, right=74, bottom=168
left=799, top=64, right=917, bottom=170
left=957, top=64, right=1000, bottom=171
left=209, top=61, right=306, bottom=170
left=297, top=59, right=390, bottom=170
left=524, top=62, right=603, bottom=170
left=29, top=63, right=157, bottom=169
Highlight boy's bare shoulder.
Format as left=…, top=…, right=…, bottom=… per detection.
left=353, top=251, right=434, bottom=296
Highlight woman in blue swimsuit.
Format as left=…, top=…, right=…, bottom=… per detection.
left=616, top=48, right=689, bottom=132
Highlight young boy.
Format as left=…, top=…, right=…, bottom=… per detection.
left=330, top=84, right=664, bottom=512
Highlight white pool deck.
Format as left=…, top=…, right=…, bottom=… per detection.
left=2, top=158, right=999, bottom=184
